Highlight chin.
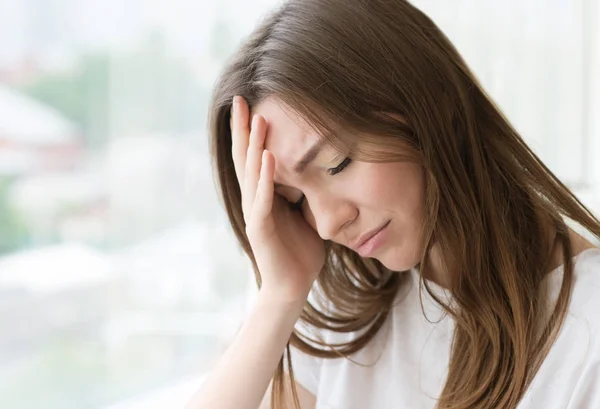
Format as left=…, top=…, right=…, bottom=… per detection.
left=378, top=246, right=421, bottom=272
left=379, top=256, right=419, bottom=272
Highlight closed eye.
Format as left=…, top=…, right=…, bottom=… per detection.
left=289, top=157, right=353, bottom=211
left=327, top=157, right=352, bottom=176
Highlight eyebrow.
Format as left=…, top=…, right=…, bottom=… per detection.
left=274, top=139, right=327, bottom=189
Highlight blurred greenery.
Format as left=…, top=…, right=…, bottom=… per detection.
left=18, top=53, right=110, bottom=149
left=0, top=176, right=30, bottom=255
left=17, top=31, right=210, bottom=149
left=0, top=18, right=244, bottom=409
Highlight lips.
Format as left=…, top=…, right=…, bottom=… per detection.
left=349, top=221, right=390, bottom=251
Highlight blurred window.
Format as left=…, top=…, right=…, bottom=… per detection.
left=0, top=1, right=598, bottom=409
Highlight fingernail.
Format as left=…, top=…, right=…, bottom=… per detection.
left=231, top=96, right=237, bottom=114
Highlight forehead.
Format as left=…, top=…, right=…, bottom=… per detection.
left=252, top=98, right=319, bottom=157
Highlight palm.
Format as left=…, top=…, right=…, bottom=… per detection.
left=253, top=194, right=326, bottom=298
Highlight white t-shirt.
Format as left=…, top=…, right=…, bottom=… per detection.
left=288, top=248, right=600, bottom=409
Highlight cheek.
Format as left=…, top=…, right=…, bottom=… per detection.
left=364, top=163, right=425, bottom=216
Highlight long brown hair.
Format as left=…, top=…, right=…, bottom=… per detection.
left=208, top=1, right=600, bottom=408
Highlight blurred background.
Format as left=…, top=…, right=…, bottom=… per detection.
left=0, top=0, right=598, bottom=408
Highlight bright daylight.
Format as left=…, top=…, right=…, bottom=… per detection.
left=0, top=1, right=598, bottom=408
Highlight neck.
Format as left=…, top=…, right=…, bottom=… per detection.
left=420, top=217, right=597, bottom=290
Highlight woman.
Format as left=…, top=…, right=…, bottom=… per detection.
left=188, top=0, right=600, bottom=408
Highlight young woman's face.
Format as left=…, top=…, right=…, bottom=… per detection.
left=253, top=97, right=425, bottom=272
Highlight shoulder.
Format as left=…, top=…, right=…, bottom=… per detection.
left=540, top=248, right=600, bottom=347
left=568, top=248, right=600, bottom=314
left=556, top=248, right=600, bottom=341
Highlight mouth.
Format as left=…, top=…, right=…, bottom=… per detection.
left=350, top=220, right=391, bottom=257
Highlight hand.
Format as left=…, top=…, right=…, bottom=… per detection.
left=230, top=96, right=326, bottom=303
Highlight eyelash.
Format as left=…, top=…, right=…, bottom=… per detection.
left=289, top=157, right=353, bottom=211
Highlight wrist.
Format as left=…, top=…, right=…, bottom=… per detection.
left=257, top=286, right=309, bottom=311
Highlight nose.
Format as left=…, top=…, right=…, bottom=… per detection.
left=304, top=190, right=356, bottom=241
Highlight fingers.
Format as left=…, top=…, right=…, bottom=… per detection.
left=253, top=150, right=275, bottom=221
left=230, top=96, right=250, bottom=188
left=229, top=95, right=271, bottom=224
left=244, top=114, right=267, bottom=218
